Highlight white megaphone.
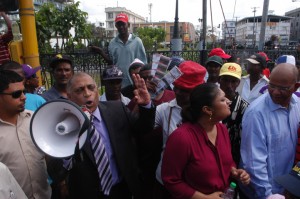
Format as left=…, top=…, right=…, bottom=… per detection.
left=30, top=99, right=90, bottom=158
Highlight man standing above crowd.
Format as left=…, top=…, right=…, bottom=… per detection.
left=91, top=13, right=147, bottom=88
left=0, top=70, right=51, bottom=199
left=239, top=63, right=300, bottom=199
left=42, top=54, right=74, bottom=101
left=0, top=12, right=13, bottom=65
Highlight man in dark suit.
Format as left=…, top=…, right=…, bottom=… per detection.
left=65, top=72, right=155, bottom=199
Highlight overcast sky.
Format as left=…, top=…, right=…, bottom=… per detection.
left=78, top=0, right=299, bottom=27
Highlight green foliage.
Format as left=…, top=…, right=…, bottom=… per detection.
left=136, top=27, right=166, bottom=51
left=35, top=1, right=92, bottom=53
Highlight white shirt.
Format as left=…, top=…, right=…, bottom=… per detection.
left=236, top=74, right=269, bottom=103
left=0, top=162, right=28, bottom=199
left=99, top=92, right=131, bottom=105
left=155, top=99, right=182, bottom=184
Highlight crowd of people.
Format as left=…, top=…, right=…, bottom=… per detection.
left=0, top=12, right=300, bottom=199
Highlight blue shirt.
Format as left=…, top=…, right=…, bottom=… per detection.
left=108, top=33, right=147, bottom=88
left=240, top=93, right=300, bottom=199
left=92, top=107, right=121, bottom=186
left=41, top=87, right=67, bottom=102
left=25, top=93, right=46, bottom=111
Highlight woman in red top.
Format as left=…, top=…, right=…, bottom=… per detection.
left=162, top=83, right=250, bottom=199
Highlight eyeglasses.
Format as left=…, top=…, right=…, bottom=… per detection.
left=268, top=83, right=294, bottom=92
left=0, top=90, right=26, bottom=99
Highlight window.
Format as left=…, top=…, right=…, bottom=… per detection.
left=108, top=22, right=114, bottom=28
left=108, top=13, right=113, bottom=19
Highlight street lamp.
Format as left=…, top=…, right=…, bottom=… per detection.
left=171, top=0, right=182, bottom=51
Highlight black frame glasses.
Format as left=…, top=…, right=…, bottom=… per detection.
left=0, top=90, right=26, bottom=99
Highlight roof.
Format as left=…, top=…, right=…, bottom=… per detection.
left=238, top=14, right=293, bottom=23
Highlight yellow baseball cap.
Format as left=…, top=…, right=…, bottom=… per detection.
left=219, top=63, right=242, bottom=79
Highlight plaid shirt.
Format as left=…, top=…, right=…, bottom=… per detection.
left=0, top=28, right=13, bottom=65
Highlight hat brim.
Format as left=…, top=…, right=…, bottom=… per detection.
left=219, top=72, right=241, bottom=80
left=115, top=19, right=128, bottom=23
left=219, top=54, right=231, bottom=59
left=103, top=77, right=123, bottom=81
left=205, top=60, right=223, bottom=66
left=25, top=66, right=41, bottom=78
left=275, top=174, right=300, bottom=197
left=246, top=58, right=260, bottom=64
left=173, top=80, right=205, bottom=91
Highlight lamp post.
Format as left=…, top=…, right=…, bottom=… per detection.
left=198, top=18, right=202, bottom=48
left=171, top=0, right=182, bottom=51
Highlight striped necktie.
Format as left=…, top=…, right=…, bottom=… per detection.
left=90, top=116, right=113, bottom=195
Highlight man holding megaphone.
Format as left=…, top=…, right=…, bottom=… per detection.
left=61, top=72, right=155, bottom=199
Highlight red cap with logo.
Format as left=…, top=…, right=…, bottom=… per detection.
left=115, top=13, right=129, bottom=23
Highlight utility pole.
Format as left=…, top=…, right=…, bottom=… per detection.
left=234, top=16, right=239, bottom=45
left=148, top=3, right=152, bottom=23
left=251, top=7, right=259, bottom=48
left=258, top=0, right=269, bottom=51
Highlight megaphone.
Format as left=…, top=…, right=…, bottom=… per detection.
left=30, top=99, right=90, bottom=158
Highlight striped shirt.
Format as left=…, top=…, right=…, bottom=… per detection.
left=0, top=28, right=13, bottom=65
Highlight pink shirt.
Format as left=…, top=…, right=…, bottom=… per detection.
left=162, top=122, right=235, bottom=199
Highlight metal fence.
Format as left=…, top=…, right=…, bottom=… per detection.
left=40, top=49, right=300, bottom=89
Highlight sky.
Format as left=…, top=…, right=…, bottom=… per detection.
left=78, top=0, right=299, bottom=28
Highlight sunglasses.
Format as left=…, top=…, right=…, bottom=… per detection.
left=0, top=90, right=26, bottom=99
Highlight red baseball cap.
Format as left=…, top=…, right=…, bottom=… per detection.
left=115, top=13, right=129, bottom=23
left=208, top=48, right=231, bottom=59
left=258, top=52, right=270, bottom=62
left=174, top=61, right=206, bottom=91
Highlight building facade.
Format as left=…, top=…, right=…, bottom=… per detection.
left=223, top=15, right=292, bottom=48
left=132, top=21, right=197, bottom=45
left=285, top=8, right=300, bottom=43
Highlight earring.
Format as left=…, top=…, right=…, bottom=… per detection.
left=209, top=113, right=212, bottom=121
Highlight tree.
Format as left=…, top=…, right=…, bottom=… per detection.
left=35, top=1, right=91, bottom=53
left=136, top=27, right=166, bottom=51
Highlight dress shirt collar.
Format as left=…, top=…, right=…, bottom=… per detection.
left=92, top=107, right=102, bottom=123
left=267, top=93, right=299, bottom=111
left=168, top=99, right=181, bottom=109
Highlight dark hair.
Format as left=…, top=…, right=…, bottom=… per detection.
left=296, top=60, right=300, bottom=69
left=0, top=70, right=24, bottom=93
left=139, top=63, right=152, bottom=72
left=181, top=83, right=219, bottom=123
left=1, top=61, right=22, bottom=70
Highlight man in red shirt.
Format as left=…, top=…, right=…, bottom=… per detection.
left=0, top=12, right=13, bottom=65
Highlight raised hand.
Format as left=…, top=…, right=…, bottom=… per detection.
left=132, top=74, right=151, bottom=106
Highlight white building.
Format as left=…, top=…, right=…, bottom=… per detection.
left=222, top=15, right=292, bottom=48
left=221, top=20, right=237, bottom=47
left=105, top=7, right=146, bottom=39
left=235, top=15, right=292, bottom=47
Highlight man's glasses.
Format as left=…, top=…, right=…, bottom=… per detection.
left=268, top=83, right=294, bottom=92
left=0, top=90, right=26, bottom=99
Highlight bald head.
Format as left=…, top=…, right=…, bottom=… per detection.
left=67, top=72, right=96, bottom=93
left=270, top=63, right=298, bottom=84
left=67, top=72, right=99, bottom=112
